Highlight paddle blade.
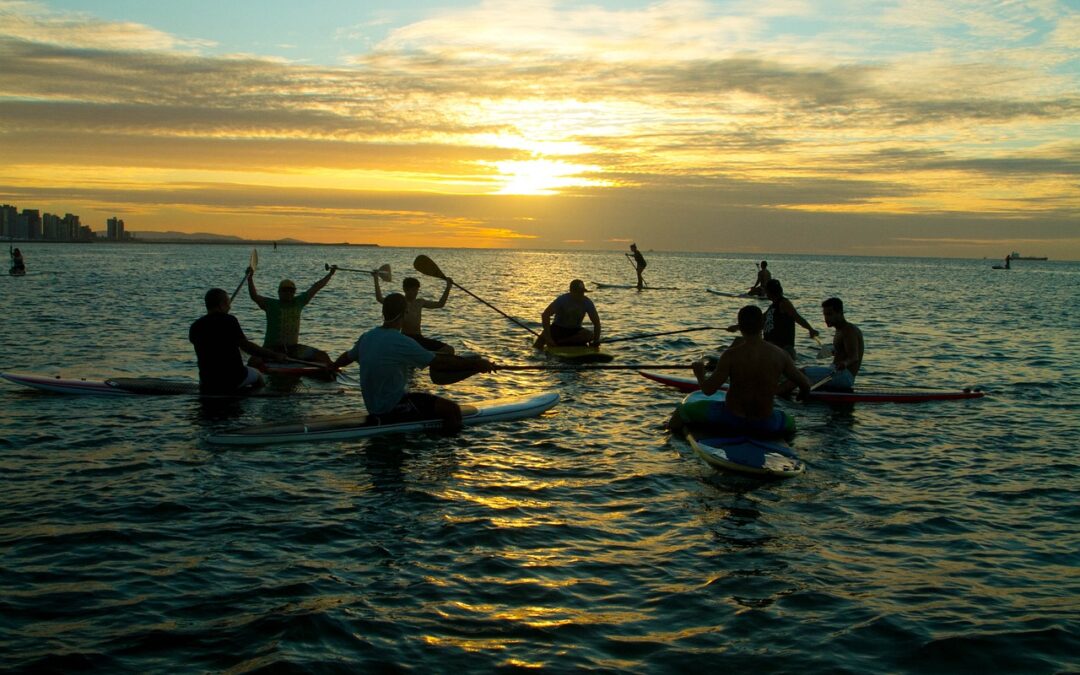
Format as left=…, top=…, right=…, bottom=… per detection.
left=375, top=264, right=392, bottom=282
left=250, top=248, right=258, bottom=272
left=413, top=255, right=445, bottom=279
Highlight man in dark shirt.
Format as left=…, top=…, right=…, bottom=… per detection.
left=189, top=288, right=286, bottom=393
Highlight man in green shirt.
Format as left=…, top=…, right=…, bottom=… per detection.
left=247, top=265, right=337, bottom=365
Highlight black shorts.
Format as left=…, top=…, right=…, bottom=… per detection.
left=550, top=324, right=584, bottom=343
left=405, top=334, right=449, bottom=352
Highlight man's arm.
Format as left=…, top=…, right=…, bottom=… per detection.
left=246, top=269, right=267, bottom=309
left=836, top=326, right=862, bottom=373
left=332, top=350, right=356, bottom=370
left=783, top=299, right=819, bottom=339
left=586, top=306, right=601, bottom=346
left=372, top=273, right=385, bottom=304
left=429, top=352, right=494, bottom=373
left=306, top=265, right=336, bottom=300
left=697, top=352, right=731, bottom=395
left=781, top=353, right=812, bottom=399
left=425, top=278, right=453, bottom=309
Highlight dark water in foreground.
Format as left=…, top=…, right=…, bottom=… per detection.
left=2, top=244, right=1078, bottom=673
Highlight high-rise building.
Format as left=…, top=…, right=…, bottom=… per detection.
left=43, top=213, right=61, bottom=240
left=106, top=216, right=125, bottom=241
left=21, top=209, right=41, bottom=240
left=0, top=204, right=16, bottom=238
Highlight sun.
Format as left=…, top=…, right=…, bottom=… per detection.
left=491, top=158, right=605, bottom=195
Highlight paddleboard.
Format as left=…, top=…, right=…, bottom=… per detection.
left=256, top=360, right=335, bottom=380
left=593, top=282, right=679, bottom=290
left=1, top=372, right=340, bottom=398
left=544, top=345, right=615, bottom=363
left=706, top=289, right=770, bottom=300
left=639, top=370, right=985, bottom=403
left=208, top=391, right=560, bottom=445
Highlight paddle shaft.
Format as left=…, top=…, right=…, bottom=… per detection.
left=414, top=255, right=539, bottom=337
left=602, top=326, right=717, bottom=344
left=229, top=249, right=258, bottom=302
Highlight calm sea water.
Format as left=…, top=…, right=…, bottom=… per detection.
left=2, top=244, right=1078, bottom=673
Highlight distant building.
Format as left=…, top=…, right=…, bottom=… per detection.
left=107, top=217, right=125, bottom=241
left=43, top=212, right=62, bottom=240
left=21, top=209, right=41, bottom=240
left=0, top=204, right=16, bottom=238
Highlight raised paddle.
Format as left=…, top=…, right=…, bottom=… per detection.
left=430, top=363, right=694, bottom=385
left=230, top=248, right=258, bottom=302
left=602, top=326, right=718, bottom=344
left=413, top=254, right=540, bottom=337
left=328, top=263, right=391, bottom=282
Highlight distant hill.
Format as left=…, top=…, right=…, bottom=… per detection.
left=129, top=231, right=374, bottom=246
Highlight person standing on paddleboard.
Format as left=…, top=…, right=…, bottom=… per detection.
left=332, top=293, right=493, bottom=432
left=10, top=247, right=25, bottom=275
left=533, top=279, right=602, bottom=349
left=247, top=265, right=337, bottom=365
left=670, top=305, right=810, bottom=437
left=748, top=260, right=771, bottom=297
left=725, top=279, right=819, bottom=359
left=373, top=274, right=454, bottom=354
left=189, top=288, right=288, bottom=393
left=781, top=297, right=863, bottom=394
left=628, top=243, right=647, bottom=290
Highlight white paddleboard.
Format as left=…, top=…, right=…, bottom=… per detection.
left=208, top=391, right=560, bottom=445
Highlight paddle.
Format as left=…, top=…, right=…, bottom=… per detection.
left=328, top=263, right=391, bottom=282
left=602, top=326, right=718, bottom=344
left=430, top=363, right=693, bottom=385
left=230, top=249, right=258, bottom=302
left=414, top=254, right=540, bottom=337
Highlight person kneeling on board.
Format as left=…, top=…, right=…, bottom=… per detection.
left=669, top=305, right=810, bottom=437
left=332, top=293, right=495, bottom=432
left=190, top=288, right=289, bottom=394
left=373, top=273, right=455, bottom=354
left=247, top=264, right=337, bottom=365
left=533, top=279, right=602, bottom=349
left=780, top=296, right=863, bottom=395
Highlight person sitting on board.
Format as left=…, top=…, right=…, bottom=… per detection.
left=10, top=247, right=25, bottom=275
left=628, top=243, right=647, bottom=290
left=374, top=273, right=454, bottom=354
left=332, top=293, right=494, bottom=432
left=189, top=288, right=288, bottom=393
left=781, top=297, right=863, bottom=394
left=532, top=279, right=602, bottom=349
left=246, top=265, right=337, bottom=365
left=669, top=304, right=810, bottom=438
left=748, top=260, right=771, bottom=296
left=724, top=279, right=819, bottom=359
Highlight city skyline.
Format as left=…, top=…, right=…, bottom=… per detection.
left=0, top=1, right=1077, bottom=258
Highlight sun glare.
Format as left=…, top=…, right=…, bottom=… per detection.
left=490, top=158, right=606, bottom=195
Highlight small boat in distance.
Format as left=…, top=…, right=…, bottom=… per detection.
left=1010, top=251, right=1048, bottom=260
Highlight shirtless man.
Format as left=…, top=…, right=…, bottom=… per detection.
left=533, top=279, right=602, bottom=348
left=374, top=274, right=454, bottom=354
left=670, top=305, right=810, bottom=437
left=748, top=260, right=771, bottom=296
left=783, top=297, right=863, bottom=392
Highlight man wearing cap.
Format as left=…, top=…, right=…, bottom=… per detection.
left=532, top=279, right=602, bottom=349
left=332, top=293, right=494, bottom=431
left=246, top=264, right=337, bottom=365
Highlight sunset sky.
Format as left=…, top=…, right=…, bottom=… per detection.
left=0, top=0, right=1077, bottom=257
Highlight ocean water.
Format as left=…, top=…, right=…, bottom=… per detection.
left=1, top=244, right=1078, bottom=673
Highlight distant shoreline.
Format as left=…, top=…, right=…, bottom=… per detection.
left=4, top=238, right=378, bottom=247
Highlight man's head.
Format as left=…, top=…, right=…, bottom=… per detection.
left=630, top=243, right=638, bottom=251
left=402, top=277, right=420, bottom=298
left=822, top=297, right=845, bottom=327
left=759, top=260, right=768, bottom=269
left=278, top=279, right=297, bottom=300
left=569, top=279, right=589, bottom=295
left=765, top=278, right=783, bottom=300
left=204, top=287, right=230, bottom=312
left=737, top=304, right=764, bottom=335
left=382, top=293, right=408, bottom=325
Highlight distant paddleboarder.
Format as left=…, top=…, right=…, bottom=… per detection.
left=627, top=243, right=647, bottom=290
left=9, top=247, right=25, bottom=276
left=748, top=261, right=771, bottom=297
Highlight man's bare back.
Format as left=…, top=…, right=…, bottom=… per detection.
left=701, top=338, right=807, bottom=419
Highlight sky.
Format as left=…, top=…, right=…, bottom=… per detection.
left=0, top=0, right=1077, bottom=258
